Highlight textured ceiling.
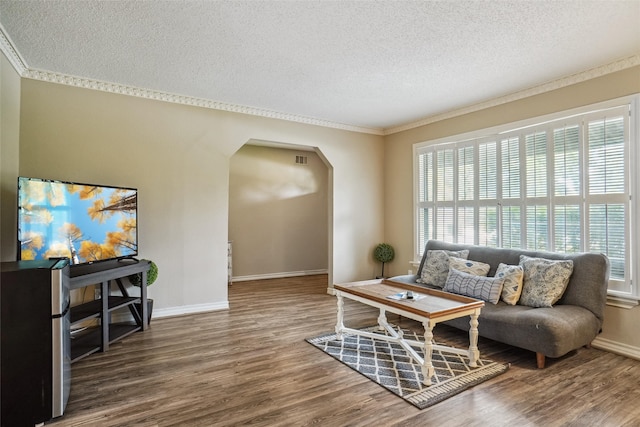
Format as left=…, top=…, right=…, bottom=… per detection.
left=0, top=0, right=639, bottom=133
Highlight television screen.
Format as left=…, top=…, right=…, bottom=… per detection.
left=18, top=176, right=138, bottom=265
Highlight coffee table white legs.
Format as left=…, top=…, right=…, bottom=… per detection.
left=378, top=308, right=435, bottom=386
left=378, top=311, right=437, bottom=386
left=468, top=310, right=480, bottom=367
left=422, top=320, right=435, bottom=386
left=335, top=293, right=345, bottom=339
left=377, top=308, right=389, bottom=332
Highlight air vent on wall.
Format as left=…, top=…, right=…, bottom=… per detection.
left=295, top=155, right=308, bottom=165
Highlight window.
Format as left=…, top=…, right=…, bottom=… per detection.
left=414, top=95, right=639, bottom=299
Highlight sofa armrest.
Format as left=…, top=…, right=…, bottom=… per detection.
left=388, top=274, right=420, bottom=284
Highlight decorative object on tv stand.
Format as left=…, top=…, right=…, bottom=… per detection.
left=373, top=243, right=394, bottom=278
left=128, top=260, right=158, bottom=323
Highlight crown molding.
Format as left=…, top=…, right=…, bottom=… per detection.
left=384, top=54, right=640, bottom=135
left=0, top=23, right=28, bottom=75
left=0, top=24, right=383, bottom=135
left=21, top=68, right=385, bottom=136
left=1, top=25, right=636, bottom=137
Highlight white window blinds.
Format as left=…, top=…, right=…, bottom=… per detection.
left=415, top=98, right=636, bottom=296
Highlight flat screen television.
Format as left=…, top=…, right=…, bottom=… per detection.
left=18, top=176, right=138, bottom=265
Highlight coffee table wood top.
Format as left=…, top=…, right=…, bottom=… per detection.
left=334, top=279, right=484, bottom=319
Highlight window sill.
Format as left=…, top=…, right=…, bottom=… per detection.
left=606, top=294, right=640, bottom=309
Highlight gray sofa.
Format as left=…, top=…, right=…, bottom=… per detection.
left=391, top=240, right=610, bottom=368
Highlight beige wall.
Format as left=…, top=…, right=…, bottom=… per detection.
left=383, top=65, right=640, bottom=355
left=229, top=144, right=328, bottom=279
left=11, top=78, right=384, bottom=315
left=5, top=49, right=639, bottom=356
left=0, top=52, right=21, bottom=262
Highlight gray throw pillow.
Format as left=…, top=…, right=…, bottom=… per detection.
left=418, top=249, right=470, bottom=288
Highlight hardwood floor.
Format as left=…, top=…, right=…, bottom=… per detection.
left=52, top=275, right=640, bottom=427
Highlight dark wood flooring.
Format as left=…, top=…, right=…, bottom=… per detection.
left=51, top=275, right=640, bottom=426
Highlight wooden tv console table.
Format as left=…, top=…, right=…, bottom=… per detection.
left=69, top=259, right=150, bottom=363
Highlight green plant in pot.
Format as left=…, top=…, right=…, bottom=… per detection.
left=373, top=243, right=394, bottom=278
left=128, top=260, right=158, bottom=324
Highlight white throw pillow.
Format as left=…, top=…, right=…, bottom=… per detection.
left=495, top=263, right=524, bottom=306
left=449, top=257, right=490, bottom=277
left=518, top=255, right=574, bottom=308
left=444, top=268, right=505, bottom=304
left=418, top=249, right=470, bottom=288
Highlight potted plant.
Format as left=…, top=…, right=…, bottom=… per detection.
left=373, top=243, right=394, bottom=278
left=128, top=260, right=158, bottom=323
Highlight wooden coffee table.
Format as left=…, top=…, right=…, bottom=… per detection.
left=334, top=279, right=484, bottom=386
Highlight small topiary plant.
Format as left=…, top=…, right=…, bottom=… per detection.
left=373, top=243, right=395, bottom=278
left=129, top=260, right=158, bottom=286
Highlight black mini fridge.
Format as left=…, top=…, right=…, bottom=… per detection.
left=1, top=259, right=71, bottom=427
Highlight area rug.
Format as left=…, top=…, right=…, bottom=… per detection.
left=306, top=325, right=509, bottom=409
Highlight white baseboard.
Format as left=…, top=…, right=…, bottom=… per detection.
left=110, top=301, right=229, bottom=323
left=592, top=336, right=640, bottom=361
left=231, top=269, right=328, bottom=283
left=153, top=301, right=229, bottom=318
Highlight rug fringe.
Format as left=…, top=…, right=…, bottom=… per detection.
left=406, top=362, right=509, bottom=408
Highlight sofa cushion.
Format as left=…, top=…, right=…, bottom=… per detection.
left=518, top=255, right=574, bottom=308
left=449, top=257, right=490, bottom=276
left=443, top=268, right=504, bottom=304
left=417, top=249, right=469, bottom=288
left=495, top=263, right=524, bottom=305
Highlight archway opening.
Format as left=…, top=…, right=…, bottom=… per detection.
left=228, top=139, right=333, bottom=287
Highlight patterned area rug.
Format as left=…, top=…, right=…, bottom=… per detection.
left=306, top=326, right=509, bottom=409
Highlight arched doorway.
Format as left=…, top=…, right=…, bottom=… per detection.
left=228, top=140, right=332, bottom=286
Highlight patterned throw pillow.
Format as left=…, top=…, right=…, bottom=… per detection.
left=518, top=255, right=574, bottom=308
left=449, top=257, right=490, bottom=277
left=495, top=263, right=524, bottom=305
left=418, top=249, right=470, bottom=288
left=443, top=268, right=505, bottom=304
